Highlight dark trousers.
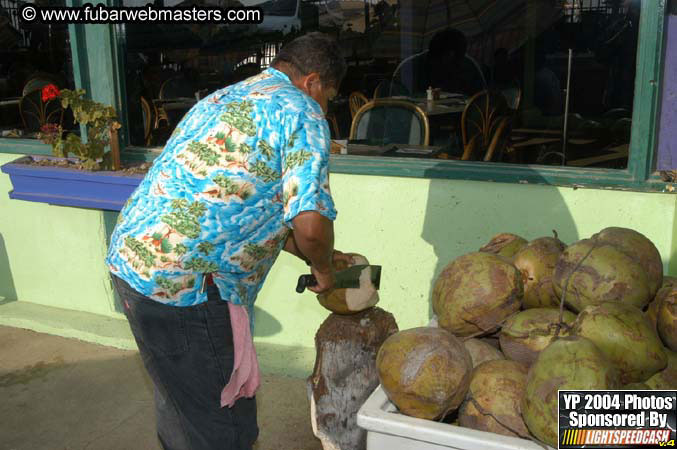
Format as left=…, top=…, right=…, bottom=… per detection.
left=111, top=275, right=258, bottom=450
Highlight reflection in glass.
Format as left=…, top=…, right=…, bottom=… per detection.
left=119, top=0, right=641, bottom=170
left=0, top=0, right=75, bottom=140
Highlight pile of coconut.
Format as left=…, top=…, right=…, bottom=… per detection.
left=375, top=227, right=676, bottom=449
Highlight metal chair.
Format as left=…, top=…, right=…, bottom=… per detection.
left=350, top=100, right=430, bottom=146
left=348, top=91, right=368, bottom=119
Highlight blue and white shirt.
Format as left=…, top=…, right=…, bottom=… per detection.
left=106, top=68, right=336, bottom=314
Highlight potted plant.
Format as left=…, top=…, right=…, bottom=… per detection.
left=1, top=85, right=147, bottom=211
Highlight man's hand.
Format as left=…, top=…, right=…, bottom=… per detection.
left=307, top=250, right=355, bottom=294
left=332, top=250, right=355, bottom=266
left=308, top=266, right=334, bottom=294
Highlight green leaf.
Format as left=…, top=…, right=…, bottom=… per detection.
left=161, top=238, right=173, bottom=254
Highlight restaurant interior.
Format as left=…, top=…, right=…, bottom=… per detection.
left=0, top=0, right=641, bottom=168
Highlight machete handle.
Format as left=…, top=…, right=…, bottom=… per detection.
left=296, top=274, right=317, bottom=293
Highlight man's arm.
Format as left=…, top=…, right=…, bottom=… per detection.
left=291, top=212, right=334, bottom=295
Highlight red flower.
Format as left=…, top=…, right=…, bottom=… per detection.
left=41, top=84, right=60, bottom=103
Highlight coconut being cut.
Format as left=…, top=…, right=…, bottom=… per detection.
left=316, top=253, right=380, bottom=315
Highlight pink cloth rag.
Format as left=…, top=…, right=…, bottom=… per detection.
left=220, top=303, right=261, bottom=408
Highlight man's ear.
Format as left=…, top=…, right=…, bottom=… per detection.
left=295, top=72, right=322, bottom=95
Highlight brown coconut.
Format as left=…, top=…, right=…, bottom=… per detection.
left=592, top=227, right=663, bottom=297
left=499, top=308, right=576, bottom=366
left=513, top=237, right=566, bottom=309
left=376, top=327, right=472, bottom=420
left=317, top=253, right=378, bottom=315
left=463, top=338, right=505, bottom=368
left=432, top=252, right=523, bottom=337
left=657, top=288, right=677, bottom=351
left=479, top=233, right=528, bottom=259
left=459, top=359, right=530, bottom=438
left=552, top=238, right=652, bottom=312
left=645, top=348, right=677, bottom=389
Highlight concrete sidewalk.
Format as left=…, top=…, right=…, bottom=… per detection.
left=0, top=326, right=321, bottom=450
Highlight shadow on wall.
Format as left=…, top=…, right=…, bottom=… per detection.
left=252, top=306, right=283, bottom=338
left=420, top=164, right=578, bottom=320
left=0, top=233, right=17, bottom=304
left=102, top=210, right=125, bottom=314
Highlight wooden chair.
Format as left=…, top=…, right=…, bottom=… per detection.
left=140, top=96, right=154, bottom=146
left=349, top=91, right=368, bottom=119
left=350, top=100, right=430, bottom=146
left=372, top=79, right=409, bottom=99
left=326, top=112, right=341, bottom=139
left=462, top=116, right=513, bottom=161
left=461, top=90, right=509, bottom=159
left=19, top=89, right=64, bottom=133
left=22, top=74, right=61, bottom=97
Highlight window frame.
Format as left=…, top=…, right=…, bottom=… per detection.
left=0, top=0, right=671, bottom=194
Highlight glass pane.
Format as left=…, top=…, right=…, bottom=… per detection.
left=122, top=0, right=642, bottom=171
left=117, top=0, right=309, bottom=147
left=0, top=0, right=76, bottom=140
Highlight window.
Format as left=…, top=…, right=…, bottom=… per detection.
left=105, top=0, right=668, bottom=192
left=116, top=0, right=311, bottom=147
left=0, top=0, right=75, bottom=140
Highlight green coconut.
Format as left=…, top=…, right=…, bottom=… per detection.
left=592, top=227, right=663, bottom=297
left=552, top=239, right=652, bottom=312
left=573, top=302, right=667, bottom=383
left=479, top=233, right=528, bottom=259
left=657, top=288, right=677, bottom=351
left=432, top=252, right=523, bottom=337
left=646, top=282, right=677, bottom=332
left=662, top=276, right=677, bottom=289
left=522, top=336, right=619, bottom=447
left=463, top=338, right=505, bottom=368
left=513, top=237, right=566, bottom=309
left=317, top=253, right=379, bottom=315
left=459, top=360, right=530, bottom=438
left=499, top=308, right=576, bottom=366
left=376, top=327, right=472, bottom=420
left=645, top=348, right=677, bottom=389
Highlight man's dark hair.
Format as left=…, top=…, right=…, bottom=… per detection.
left=429, top=28, right=467, bottom=59
left=272, top=32, right=347, bottom=88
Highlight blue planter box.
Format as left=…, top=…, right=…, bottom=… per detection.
left=1, top=155, right=145, bottom=211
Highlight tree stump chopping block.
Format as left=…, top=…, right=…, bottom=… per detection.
left=308, top=307, right=398, bottom=450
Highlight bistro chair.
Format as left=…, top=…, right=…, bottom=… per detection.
left=462, top=116, right=513, bottom=162
left=461, top=90, right=509, bottom=154
left=350, top=100, right=430, bottom=146
left=19, top=88, right=64, bottom=133
left=349, top=91, right=369, bottom=119
left=373, top=79, right=410, bottom=99
left=140, top=96, right=154, bottom=146
left=22, top=73, right=61, bottom=97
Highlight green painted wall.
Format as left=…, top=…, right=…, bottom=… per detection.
left=2, top=152, right=676, bottom=367
left=0, top=153, right=117, bottom=314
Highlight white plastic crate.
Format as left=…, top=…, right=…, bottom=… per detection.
left=357, top=385, right=556, bottom=450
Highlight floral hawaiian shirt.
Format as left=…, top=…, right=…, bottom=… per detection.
left=106, top=68, right=336, bottom=313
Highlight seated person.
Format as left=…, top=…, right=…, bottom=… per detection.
left=393, top=28, right=487, bottom=97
